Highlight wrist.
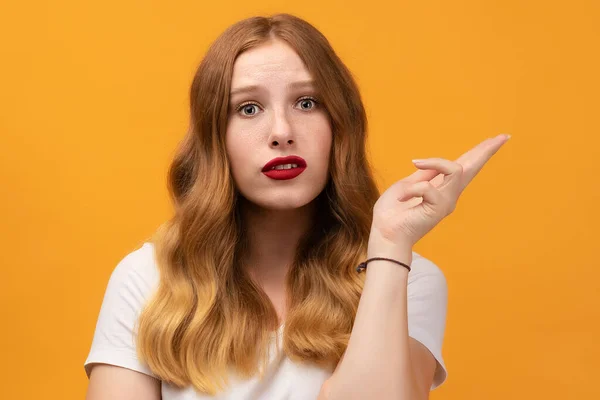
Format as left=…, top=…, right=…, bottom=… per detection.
left=365, top=251, right=413, bottom=268
left=367, top=232, right=413, bottom=265
left=363, top=251, right=412, bottom=282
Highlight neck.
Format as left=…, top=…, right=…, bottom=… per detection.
left=239, top=197, right=316, bottom=288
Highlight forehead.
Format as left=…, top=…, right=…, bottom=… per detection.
left=230, top=39, right=313, bottom=86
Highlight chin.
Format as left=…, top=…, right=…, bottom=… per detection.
left=254, top=196, right=315, bottom=211
left=241, top=189, right=322, bottom=212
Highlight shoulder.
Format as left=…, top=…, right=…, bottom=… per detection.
left=405, top=251, right=448, bottom=317
left=406, top=251, right=449, bottom=390
left=407, top=251, right=447, bottom=289
left=84, top=242, right=161, bottom=379
left=109, top=242, right=160, bottom=294
left=98, top=242, right=161, bottom=316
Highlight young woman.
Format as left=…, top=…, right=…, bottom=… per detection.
left=84, top=13, right=509, bottom=400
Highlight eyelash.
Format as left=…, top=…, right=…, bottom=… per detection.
left=235, top=96, right=320, bottom=116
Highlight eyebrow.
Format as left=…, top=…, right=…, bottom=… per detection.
left=230, top=80, right=316, bottom=97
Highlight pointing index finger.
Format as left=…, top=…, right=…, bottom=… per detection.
left=455, top=134, right=510, bottom=188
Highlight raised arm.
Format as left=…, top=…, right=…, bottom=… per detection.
left=321, top=134, right=510, bottom=400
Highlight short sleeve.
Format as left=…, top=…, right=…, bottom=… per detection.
left=407, top=251, right=449, bottom=390
left=84, top=242, right=160, bottom=379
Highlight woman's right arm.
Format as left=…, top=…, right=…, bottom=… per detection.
left=86, top=364, right=161, bottom=400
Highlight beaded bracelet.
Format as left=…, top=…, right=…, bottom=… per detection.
left=356, top=257, right=411, bottom=273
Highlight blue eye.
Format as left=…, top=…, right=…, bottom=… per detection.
left=296, top=97, right=318, bottom=111
left=237, top=103, right=260, bottom=116
left=235, top=96, right=320, bottom=117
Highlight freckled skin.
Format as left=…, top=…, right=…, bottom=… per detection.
left=225, top=39, right=333, bottom=211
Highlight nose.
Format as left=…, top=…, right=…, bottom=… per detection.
left=268, top=108, right=295, bottom=148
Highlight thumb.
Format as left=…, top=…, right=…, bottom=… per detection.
left=398, top=180, right=444, bottom=208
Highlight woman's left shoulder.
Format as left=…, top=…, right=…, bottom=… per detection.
left=407, top=251, right=447, bottom=286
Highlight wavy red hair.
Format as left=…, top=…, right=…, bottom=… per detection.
left=136, top=13, right=380, bottom=395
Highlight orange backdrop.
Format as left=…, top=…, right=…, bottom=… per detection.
left=1, top=1, right=598, bottom=399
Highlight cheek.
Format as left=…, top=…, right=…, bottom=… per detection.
left=226, top=125, right=263, bottom=181
left=225, top=131, right=246, bottom=178
left=226, top=120, right=264, bottom=152
left=313, top=125, right=333, bottom=166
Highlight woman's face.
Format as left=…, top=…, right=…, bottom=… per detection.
left=225, top=39, right=332, bottom=211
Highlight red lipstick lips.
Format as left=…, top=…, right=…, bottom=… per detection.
left=262, top=155, right=307, bottom=180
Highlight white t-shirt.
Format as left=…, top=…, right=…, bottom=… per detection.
left=84, top=242, right=448, bottom=399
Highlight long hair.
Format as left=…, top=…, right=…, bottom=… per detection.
left=136, top=13, right=380, bottom=395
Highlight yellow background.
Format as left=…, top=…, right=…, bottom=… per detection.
left=1, top=1, right=598, bottom=399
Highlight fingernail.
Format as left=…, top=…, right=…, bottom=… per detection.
left=412, top=159, right=425, bottom=164
left=501, top=133, right=511, bottom=140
